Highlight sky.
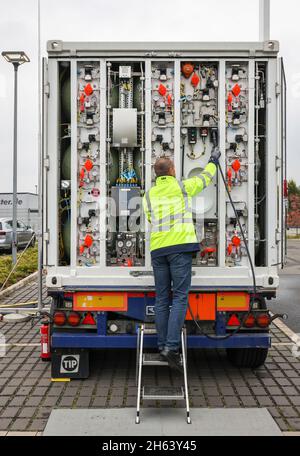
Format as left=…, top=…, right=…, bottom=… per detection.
left=0, top=0, right=299, bottom=193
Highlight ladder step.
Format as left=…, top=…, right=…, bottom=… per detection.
left=144, top=328, right=157, bottom=334
left=143, top=324, right=157, bottom=335
left=143, top=353, right=168, bottom=366
left=142, top=386, right=185, bottom=400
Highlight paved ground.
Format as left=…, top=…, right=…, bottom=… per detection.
left=270, top=240, right=300, bottom=333
left=0, top=310, right=299, bottom=434
left=0, top=276, right=51, bottom=308
left=0, top=242, right=299, bottom=435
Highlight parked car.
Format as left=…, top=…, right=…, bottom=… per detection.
left=0, top=218, right=36, bottom=252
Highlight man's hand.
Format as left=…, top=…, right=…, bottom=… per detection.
left=208, top=147, right=221, bottom=165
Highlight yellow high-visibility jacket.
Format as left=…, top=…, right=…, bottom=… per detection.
left=143, top=162, right=217, bottom=258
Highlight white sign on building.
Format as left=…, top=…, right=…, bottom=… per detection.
left=0, top=193, right=38, bottom=232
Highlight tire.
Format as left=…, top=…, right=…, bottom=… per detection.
left=30, top=236, right=36, bottom=248
left=226, top=296, right=269, bottom=368
left=226, top=347, right=268, bottom=369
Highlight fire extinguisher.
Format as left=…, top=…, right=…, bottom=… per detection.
left=40, top=319, right=51, bottom=362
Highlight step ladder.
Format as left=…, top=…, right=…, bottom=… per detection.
left=135, top=323, right=191, bottom=424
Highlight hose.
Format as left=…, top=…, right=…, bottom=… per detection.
left=187, top=159, right=257, bottom=340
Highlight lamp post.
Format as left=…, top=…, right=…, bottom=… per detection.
left=2, top=51, right=30, bottom=265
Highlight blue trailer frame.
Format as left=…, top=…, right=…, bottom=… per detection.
left=51, top=295, right=271, bottom=350
left=52, top=332, right=270, bottom=349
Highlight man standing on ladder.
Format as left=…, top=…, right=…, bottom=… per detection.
left=143, top=148, right=220, bottom=372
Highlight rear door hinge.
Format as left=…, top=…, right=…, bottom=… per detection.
left=275, top=229, right=281, bottom=244
left=275, top=156, right=281, bottom=171
left=44, top=156, right=50, bottom=171
left=43, top=231, right=50, bottom=243
left=275, top=82, right=281, bottom=97
left=44, top=82, right=50, bottom=98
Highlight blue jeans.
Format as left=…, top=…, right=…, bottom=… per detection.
left=152, top=252, right=193, bottom=351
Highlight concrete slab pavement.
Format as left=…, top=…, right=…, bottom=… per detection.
left=43, top=408, right=282, bottom=436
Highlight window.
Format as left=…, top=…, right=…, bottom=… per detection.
left=17, top=221, right=26, bottom=230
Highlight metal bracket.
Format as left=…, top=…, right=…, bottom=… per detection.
left=130, top=271, right=154, bottom=277
left=130, top=270, right=196, bottom=277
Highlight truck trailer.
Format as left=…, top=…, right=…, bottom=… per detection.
left=42, top=39, right=287, bottom=378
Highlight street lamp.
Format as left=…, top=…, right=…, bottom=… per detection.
left=2, top=51, right=30, bottom=265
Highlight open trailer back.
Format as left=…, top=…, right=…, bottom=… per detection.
left=42, top=39, right=287, bottom=378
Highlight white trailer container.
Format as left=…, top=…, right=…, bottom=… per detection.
left=43, top=40, right=287, bottom=377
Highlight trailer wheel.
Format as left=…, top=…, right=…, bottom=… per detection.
left=226, top=347, right=268, bottom=368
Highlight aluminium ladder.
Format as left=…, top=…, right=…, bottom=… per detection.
left=135, top=323, right=191, bottom=424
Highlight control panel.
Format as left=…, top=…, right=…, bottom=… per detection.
left=53, top=57, right=268, bottom=271
left=180, top=62, right=219, bottom=266
left=151, top=62, right=175, bottom=182
left=77, top=62, right=101, bottom=266
left=225, top=63, right=249, bottom=266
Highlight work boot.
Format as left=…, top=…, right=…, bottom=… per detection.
left=161, top=348, right=183, bottom=374
left=158, top=347, right=165, bottom=361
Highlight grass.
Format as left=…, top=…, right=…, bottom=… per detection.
left=0, top=245, right=38, bottom=289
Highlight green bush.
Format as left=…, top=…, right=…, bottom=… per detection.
left=0, top=246, right=38, bottom=289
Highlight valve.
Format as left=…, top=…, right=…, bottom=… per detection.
left=80, top=167, right=85, bottom=178
left=167, top=94, right=173, bottom=106
left=191, top=72, right=200, bottom=88
left=79, top=93, right=85, bottom=112
left=229, top=235, right=242, bottom=261
left=158, top=84, right=167, bottom=97
left=231, top=159, right=241, bottom=186
left=227, top=92, right=233, bottom=112
left=232, top=159, right=241, bottom=173
left=232, top=235, right=241, bottom=248
left=84, top=159, right=94, bottom=172
left=227, top=167, right=232, bottom=191
left=84, top=83, right=94, bottom=96
left=182, top=63, right=195, bottom=79
left=84, top=234, right=93, bottom=248
left=232, top=84, right=241, bottom=98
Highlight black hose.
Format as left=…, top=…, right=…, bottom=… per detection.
left=188, top=160, right=257, bottom=340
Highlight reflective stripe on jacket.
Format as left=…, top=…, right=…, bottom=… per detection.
left=143, top=162, right=217, bottom=253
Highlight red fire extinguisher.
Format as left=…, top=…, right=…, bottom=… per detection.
left=40, top=319, right=51, bottom=362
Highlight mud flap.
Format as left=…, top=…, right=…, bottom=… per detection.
left=51, top=348, right=89, bottom=379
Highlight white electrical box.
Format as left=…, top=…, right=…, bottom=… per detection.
left=119, top=65, right=132, bottom=79
left=43, top=40, right=286, bottom=294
